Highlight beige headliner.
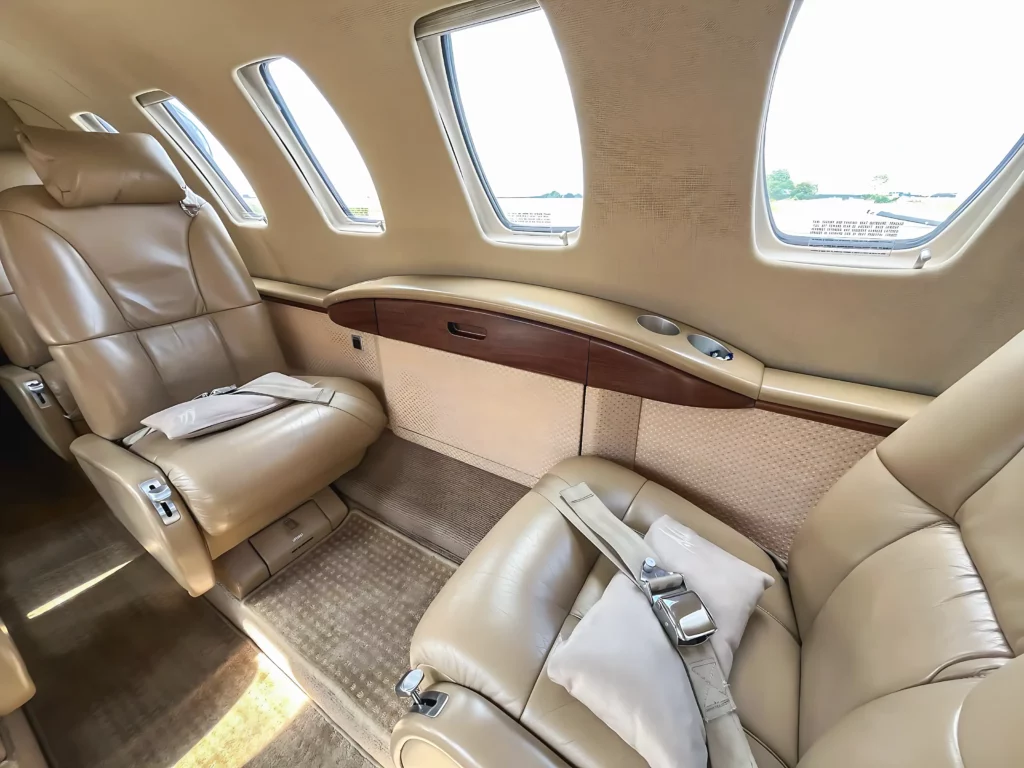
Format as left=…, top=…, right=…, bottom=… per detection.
left=0, top=0, right=1021, bottom=396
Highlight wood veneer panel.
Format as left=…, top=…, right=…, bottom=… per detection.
left=755, top=402, right=894, bottom=436
left=326, top=299, right=379, bottom=334
left=588, top=339, right=754, bottom=408
left=375, top=299, right=589, bottom=383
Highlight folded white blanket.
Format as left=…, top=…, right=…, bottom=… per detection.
left=547, top=514, right=774, bottom=768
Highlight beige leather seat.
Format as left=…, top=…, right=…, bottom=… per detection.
left=394, top=329, right=1024, bottom=767
left=0, top=126, right=386, bottom=596
left=0, top=104, right=81, bottom=459
left=0, top=616, right=34, bottom=718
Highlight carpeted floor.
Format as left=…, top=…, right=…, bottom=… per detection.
left=334, top=430, right=528, bottom=561
left=241, top=513, right=454, bottom=748
left=0, top=395, right=374, bottom=768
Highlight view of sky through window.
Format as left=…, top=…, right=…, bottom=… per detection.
left=263, top=58, right=384, bottom=223
left=165, top=98, right=265, bottom=218
left=446, top=10, right=584, bottom=231
left=764, top=0, right=1024, bottom=247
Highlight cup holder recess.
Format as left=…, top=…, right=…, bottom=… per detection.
left=688, top=334, right=734, bottom=361
left=637, top=314, right=680, bottom=336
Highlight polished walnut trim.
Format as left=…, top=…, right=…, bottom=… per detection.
left=755, top=401, right=894, bottom=436
left=588, top=340, right=754, bottom=408
left=263, top=294, right=327, bottom=314
left=375, top=299, right=589, bottom=383
left=326, top=299, right=379, bottom=334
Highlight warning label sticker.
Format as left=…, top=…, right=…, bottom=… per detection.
left=809, top=219, right=903, bottom=239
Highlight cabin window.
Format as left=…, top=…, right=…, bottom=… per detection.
left=764, top=0, right=1024, bottom=252
left=72, top=112, right=117, bottom=133
left=237, top=57, right=384, bottom=233
left=138, top=92, right=265, bottom=223
left=163, top=99, right=264, bottom=220
left=417, top=2, right=584, bottom=245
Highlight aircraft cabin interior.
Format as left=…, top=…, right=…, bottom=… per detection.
left=0, top=0, right=1021, bottom=766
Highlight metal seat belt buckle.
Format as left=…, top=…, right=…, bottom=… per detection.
left=640, top=557, right=717, bottom=646
left=652, top=588, right=717, bottom=646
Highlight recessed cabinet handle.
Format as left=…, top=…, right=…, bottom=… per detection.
left=447, top=321, right=487, bottom=340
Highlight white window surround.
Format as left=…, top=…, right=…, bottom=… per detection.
left=755, top=3, right=1024, bottom=271
left=416, top=0, right=583, bottom=248
left=136, top=90, right=266, bottom=227
left=71, top=112, right=117, bottom=133
left=235, top=58, right=385, bottom=235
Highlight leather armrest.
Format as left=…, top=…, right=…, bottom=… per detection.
left=392, top=683, right=570, bottom=768
left=37, top=359, right=81, bottom=419
left=71, top=434, right=215, bottom=596
left=0, top=364, right=76, bottom=459
left=0, top=619, right=34, bottom=716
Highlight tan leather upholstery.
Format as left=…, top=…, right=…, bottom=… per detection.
left=132, top=376, right=382, bottom=555
left=0, top=364, right=76, bottom=459
left=391, top=683, right=571, bottom=768
left=398, top=328, right=1024, bottom=768
left=37, top=359, right=80, bottom=419
left=73, top=434, right=215, bottom=595
left=0, top=128, right=385, bottom=594
left=0, top=142, right=82, bottom=457
left=0, top=182, right=285, bottom=439
left=0, top=247, right=47, bottom=369
left=407, top=456, right=799, bottom=768
left=17, top=125, right=186, bottom=208
left=0, top=618, right=35, bottom=716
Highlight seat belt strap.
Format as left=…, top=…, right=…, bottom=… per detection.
left=538, top=479, right=757, bottom=768
left=124, top=373, right=385, bottom=446
left=234, top=380, right=385, bottom=428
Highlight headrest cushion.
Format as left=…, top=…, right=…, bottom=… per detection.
left=16, top=125, right=186, bottom=208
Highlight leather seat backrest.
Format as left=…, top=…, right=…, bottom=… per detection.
left=0, top=126, right=285, bottom=440
left=789, top=327, right=1024, bottom=749
left=0, top=101, right=48, bottom=369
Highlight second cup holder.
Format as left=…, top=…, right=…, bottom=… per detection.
left=688, top=334, right=734, bottom=361
left=637, top=314, right=680, bottom=336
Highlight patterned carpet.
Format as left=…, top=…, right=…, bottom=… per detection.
left=243, top=513, right=454, bottom=743
left=0, top=394, right=374, bottom=768
left=335, top=430, right=528, bottom=561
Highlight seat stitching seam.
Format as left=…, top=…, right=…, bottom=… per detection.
left=953, top=445, right=1024, bottom=521
left=744, top=727, right=789, bottom=768
left=42, top=302, right=264, bottom=346
left=926, top=651, right=1013, bottom=684
left=874, top=447, right=956, bottom=518
left=0, top=209, right=133, bottom=330
left=755, top=604, right=799, bottom=642
left=802, top=518, right=952, bottom=637
left=132, top=329, right=174, bottom=410
left=207, top=312, right=241, bottom=384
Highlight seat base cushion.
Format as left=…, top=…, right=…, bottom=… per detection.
left=132, top=376, right=385, bottom=556
left=410, top=456, right=800, bottom=768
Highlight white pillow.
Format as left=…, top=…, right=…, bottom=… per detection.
left=547, top=515, right=774, bottom=768
left=646, top=515, right=774, bottom=677
left=549, top=573, right=708, bottom=768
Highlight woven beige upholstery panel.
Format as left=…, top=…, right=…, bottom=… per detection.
left=379, top=338, right=583, bottom=483
left=392, top=427, right=539, bottom=487
left=633, top=402, right=882, bottom=559
left=581, top=387, right=641, bottom=469
left=265, top=301, right=383, bottom=397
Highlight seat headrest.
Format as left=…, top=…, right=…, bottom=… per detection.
left=16, top=125, right=186, bottom=208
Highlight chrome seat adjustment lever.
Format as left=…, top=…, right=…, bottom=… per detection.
left=395, top=668, right=425, bottom=707
left=395, top=669, right=449, bottom=718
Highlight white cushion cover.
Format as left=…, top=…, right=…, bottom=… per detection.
left=547, top=515, right=774, bottom=768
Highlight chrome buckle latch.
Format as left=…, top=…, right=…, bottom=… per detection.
left=640, top=557, right=717, bottom=646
